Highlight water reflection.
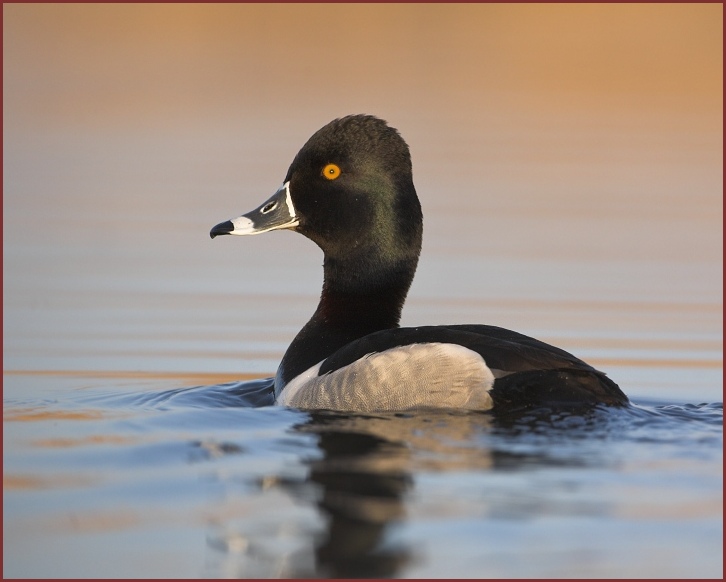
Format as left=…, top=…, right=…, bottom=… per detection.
left=230, top=407, right=606, bottom=577
left=4, top=372, right=721, bottom=578
left=52, top=378, right=719, bottom=577
left=302, top=422, right=414, bottom=577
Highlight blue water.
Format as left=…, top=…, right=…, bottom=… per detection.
left=3, top=374, right=722, bottom=578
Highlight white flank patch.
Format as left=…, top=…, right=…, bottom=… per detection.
left=276, top=342, right=495, bottom=412
left=276, top=361, right=323, bottom=406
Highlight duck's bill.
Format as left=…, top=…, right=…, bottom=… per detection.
left=210, top=182, right=299, bottom=239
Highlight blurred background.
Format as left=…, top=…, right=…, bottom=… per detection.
left=3, top=2, right=723, bottom=388
left=3, top=5, right=723, bottom=579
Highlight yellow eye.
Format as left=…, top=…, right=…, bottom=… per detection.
left=322, top=163, right=341, bottom=180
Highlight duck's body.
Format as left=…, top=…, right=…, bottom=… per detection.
left=211, top=115, right=628, bottom=412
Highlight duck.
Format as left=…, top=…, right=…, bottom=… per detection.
left=210, top=114, right=629, bottom=413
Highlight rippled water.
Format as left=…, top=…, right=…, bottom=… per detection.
left=4, top=373, right=722, bottom=578
left=3, top=4, right=723, bottom=578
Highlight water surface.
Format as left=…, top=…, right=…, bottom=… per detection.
left=3, top=372, right=722, bottom=578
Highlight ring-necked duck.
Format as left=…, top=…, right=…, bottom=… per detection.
left=211, top=115, right=628, bottom=412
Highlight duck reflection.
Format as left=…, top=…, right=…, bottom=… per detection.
left=206, top=404, right=600, bottom=577
left=303, top=422, right=413, bottom=577
left=284, top=410, right=499, bottom=577
left=286, top=407, right=604, bottom=577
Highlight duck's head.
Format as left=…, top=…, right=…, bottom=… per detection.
left=210, top=115, right=423, bottom=283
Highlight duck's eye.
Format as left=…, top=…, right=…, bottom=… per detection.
left=322, top=163, right=341, bottom=180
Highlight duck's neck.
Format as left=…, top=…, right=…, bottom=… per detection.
left=275, top=252, right=417, bottom=391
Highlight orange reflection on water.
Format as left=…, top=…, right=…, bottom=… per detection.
left=3, top=407, right=116, bottom=423
left=29, top=434, right=140, bottom=448
left=3, top=369, right=262, bottom=385
left=3, top=474, right=97, bottom=491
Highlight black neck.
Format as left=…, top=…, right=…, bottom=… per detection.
left=276, top=254, right=417, bottom=389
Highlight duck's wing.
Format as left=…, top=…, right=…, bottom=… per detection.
left=319, top=324, right=597, bottom=377
left=318, top=325, right=628, bottom=409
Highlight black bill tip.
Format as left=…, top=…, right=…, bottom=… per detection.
left=210, top=220, right=234, bottom=239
